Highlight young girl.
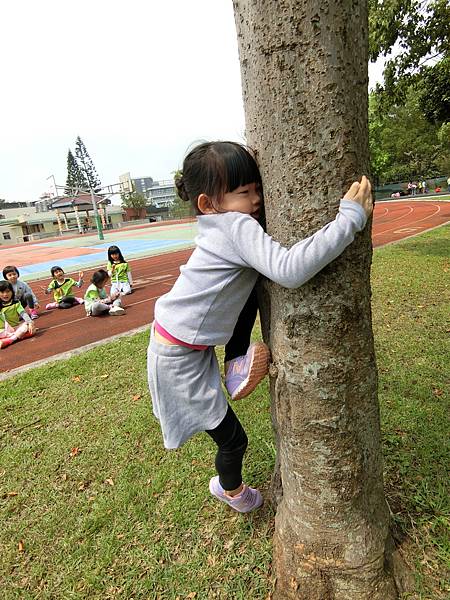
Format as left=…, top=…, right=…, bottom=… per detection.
left=45, top=266, right=84, bottom=310
left=107, top=246, right=133, bottom=296
left=0, top=281, right=36, bottom=349
left=84, top=269, right=126, bottom=316
left=147, top=141, right=372, bottom=514
left=2, top=265, right=40, bottom=319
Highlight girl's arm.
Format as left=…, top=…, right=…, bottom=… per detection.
left=18, top=304, right=32, bottom=324
left=22, top=281, right=39, bottom=306
left=127, top=267, right=133, bottom=286
left=231, top=199, right=369, bottom=290
left=75, top=271, right=84, bottom=287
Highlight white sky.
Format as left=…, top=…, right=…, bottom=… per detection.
left=0, top=0, right=384, bottom=203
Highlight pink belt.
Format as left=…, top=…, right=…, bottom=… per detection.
left=153, top=321, right=208, bottom=351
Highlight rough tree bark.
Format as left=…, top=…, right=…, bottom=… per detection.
left=232, top=1, right=398, bottom=598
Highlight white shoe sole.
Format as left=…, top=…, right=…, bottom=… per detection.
left=231, top=342, right=270, bottom=400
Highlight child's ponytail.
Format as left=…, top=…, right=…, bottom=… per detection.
left=175, top=174, right=190, bottom=203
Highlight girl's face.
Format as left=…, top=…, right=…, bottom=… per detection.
left=54, top=269, right=65, bottom=281
left=97, top=277, right=110, bottom=289
left=202, top=182, right=262, bottom=220
left=111, top=252, right=120, bottom=262
left=0, top=289, right=13, bottom=302
left=5, top=272, right=18, bottom=284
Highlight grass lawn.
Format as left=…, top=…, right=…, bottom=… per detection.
left=1, top=225, right=449, bottom=600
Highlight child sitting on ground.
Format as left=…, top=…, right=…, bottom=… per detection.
left=45, top=266, right=84, bottom=310
left=2, top=265, right=40, bottom=319
left=0, top=281, right=36, bottom=349
left=84, top=269, right=126, bottom=316
left=107, top=245, right=133, bottom=296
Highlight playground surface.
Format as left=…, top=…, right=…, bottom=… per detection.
left=1, top=199, right=449, bottom=375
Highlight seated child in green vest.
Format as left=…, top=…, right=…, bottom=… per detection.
left=0, top=281, right=36, bottom=349
left=107, top=245, right=133, bottom=296
left=84, top=269, right=125, bottom=316
left=2, top=265, right=40, bottom=319
left=44, top=266, right=84, bottom=310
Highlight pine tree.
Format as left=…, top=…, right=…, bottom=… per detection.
left=65, top=149, right=87, bottom=195
left=74, top=136, right=102, bottom=193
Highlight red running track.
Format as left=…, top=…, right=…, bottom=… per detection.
left=372, top=200, right=450, bottom=246
left=1, top=200, right=449, bottom=374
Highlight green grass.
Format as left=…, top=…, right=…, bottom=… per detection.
left=1, top=225, right=449, bottom=599
left=372, top=225, right=449, bottom=599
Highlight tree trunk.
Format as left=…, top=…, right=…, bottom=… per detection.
left=232, top=1, right=398, bottom=598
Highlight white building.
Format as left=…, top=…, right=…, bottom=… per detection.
left=119, top=173, right=177, bottom=208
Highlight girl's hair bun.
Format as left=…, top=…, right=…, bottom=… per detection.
left=175, top=174, right=190, bottom=202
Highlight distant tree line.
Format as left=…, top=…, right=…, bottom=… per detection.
left=369, top=0, right=450, bottom=184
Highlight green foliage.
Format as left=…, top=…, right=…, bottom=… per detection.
left=121, top=188, right=147, bottom=210
left=418, top=58, right=450, bottom=124
left=436, top=121, right=450, bottom=174
left=368, top=88, right=450, bottom=183
left=65, top=149, right=87, bottom=195
left=369, top=0, right=450, bottom=121
left=74, top=136, right=102, bottom=193
left=369, top=96, right=391, bottom=184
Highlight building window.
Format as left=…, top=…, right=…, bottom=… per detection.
left=3, top=232, right=11, bottom=240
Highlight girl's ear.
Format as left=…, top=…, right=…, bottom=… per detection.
left=197, top=193, right=215, bottom=214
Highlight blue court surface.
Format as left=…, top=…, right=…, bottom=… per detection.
left=17, top=239, right=192, bottom=279
left=0, top=220, right=198, bottom=281
left=20, top=240, right=188, bottom=279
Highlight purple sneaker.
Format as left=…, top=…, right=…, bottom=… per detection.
left=225, top=342, right=270, bottom=400
left=209, top=476, right=263, bottom=513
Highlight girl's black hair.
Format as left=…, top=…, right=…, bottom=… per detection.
left=91, top=269, right=110, bottom=287
left=2, top=265, right=19, bottom=279
left=0, top=280, right=15, bottom=306
left=175, top=141, right=262, bottom=214
left=107, top=245, right=125, bottom=263
left=50, top=265, right=64, bottom=277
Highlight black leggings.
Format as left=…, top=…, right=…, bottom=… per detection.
left=20, top=292, right=35, bottom=310
left=205, top=404, right=248, bottom=491
left=224, top=286, right=259, bottom=363
left=58, top=296, right=78, bottom=309
left=205, top=285, right=259, bottom=489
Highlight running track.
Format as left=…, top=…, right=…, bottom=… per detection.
left=1, top=200, right=449, bottom=374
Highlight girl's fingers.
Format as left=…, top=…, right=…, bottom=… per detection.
left=356, top=176, right=368, bottom=197
left=346, top=181, right=360, bottom=199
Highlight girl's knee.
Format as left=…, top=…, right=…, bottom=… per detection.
left=225, top=424, right=248, bottom=454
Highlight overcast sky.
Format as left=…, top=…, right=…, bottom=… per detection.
left=1, top=0, right=384, bottom=203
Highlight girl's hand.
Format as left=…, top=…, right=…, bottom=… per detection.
left=28, top=322, right=36, bottom=334
left=344, top=176, right=373, bottom=217
left=79, top=271, right=84, bottom=279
